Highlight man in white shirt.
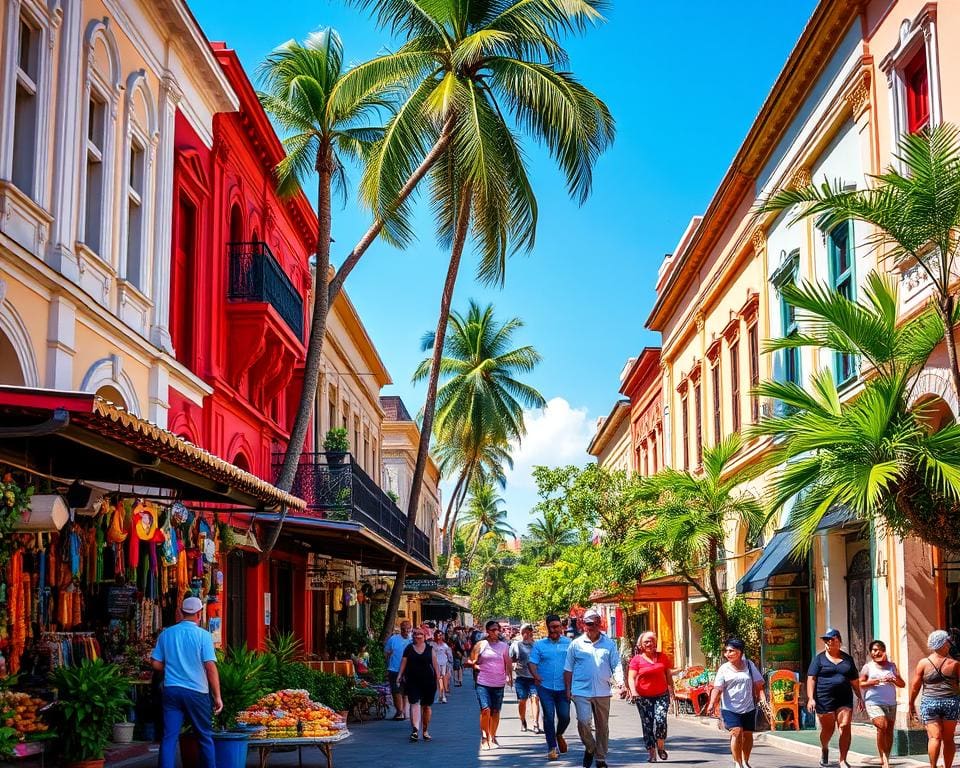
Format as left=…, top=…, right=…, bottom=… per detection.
left=564, top=609, right=624, bottom=768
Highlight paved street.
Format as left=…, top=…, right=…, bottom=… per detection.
left=214, top=683, right=908, bottom=768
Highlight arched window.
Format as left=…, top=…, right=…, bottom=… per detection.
left=0, top=329, right=25, bottom=386
left=229, top=203, right=244, bottom=244
left=120, top=72, right=157, bottom=293
left=96, top=385, right=127, bottom=410
left=78, top=20, right=121, bottom=261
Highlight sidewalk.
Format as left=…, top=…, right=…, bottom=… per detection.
left=106, top=683, right=929, bottom=767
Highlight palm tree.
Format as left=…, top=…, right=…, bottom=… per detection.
left=257, top=29, right=392, bottom=554
left=750, top=271, right=960, bottom=549
left=624, top=434, right=765, bottom=639
left=350, top=0, right=615, bottom=640
left=419, top=300, right=545, bottom=549
left=757, top=124, right=960, bottom=402
left=526, top=509, right=577, bottom=563
left=459, top=482, right=516, bottom=564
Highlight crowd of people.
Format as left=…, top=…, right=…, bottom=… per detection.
left=381, top=615, right=960, bottom=768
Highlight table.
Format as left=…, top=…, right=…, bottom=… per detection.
left=247, top=731, right=350, bottom=768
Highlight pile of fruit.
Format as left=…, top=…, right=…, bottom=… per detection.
left=237, top=689, right=347, bottom=739
left=0, top=691, right=48, bottom=737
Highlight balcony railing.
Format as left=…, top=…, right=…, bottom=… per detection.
left=228, top=241, right=304, bottom=341
left=272, top=452, right=431, bottom=568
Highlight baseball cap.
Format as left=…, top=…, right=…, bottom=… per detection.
left=182, top=596, right=204, bottom=615
left=520, top=623, right=534, bottom=632
left=820, top=628, right=841, bottom=641
left=582, top=609, right=601, bottom=624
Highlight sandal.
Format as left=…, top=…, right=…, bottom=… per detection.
left=647, top=746, right=658, bottom=763
left=423, top=733, right=432, bottom=741
left=658, top=748, right=668, bottom=760
left=410, top=729, right=419, bottom=742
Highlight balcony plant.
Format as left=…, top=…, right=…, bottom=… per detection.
left=323, top=428, right=349, bottom=466
left=51, top=659, right=131, bottom=767
left=327, top=487, right=351, bottom=521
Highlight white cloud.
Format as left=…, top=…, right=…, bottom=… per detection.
left=439, top=397, right=596, bottom=538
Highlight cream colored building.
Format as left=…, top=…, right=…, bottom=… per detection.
left=586, top=398, right=631, bottom=471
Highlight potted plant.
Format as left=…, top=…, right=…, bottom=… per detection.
left=323, top=428, right=349, bottom=466
left=326, top=487, right=352, bottom=521
left=213, top=646, right=265, bottom=768
left=52, top=659, right=131, bottom=768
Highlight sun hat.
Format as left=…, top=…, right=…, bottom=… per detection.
left=182, top=596, right=203, bottom=615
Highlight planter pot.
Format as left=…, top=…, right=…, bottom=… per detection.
left=64, top=761, right=105, bottom=768
left=179, top=732, right=200, bottom=765
left=326, top=452, right=347, bottom=467
left=213, top=731, right=249, bottom=768
left=112, top=722, right=135, bottom=744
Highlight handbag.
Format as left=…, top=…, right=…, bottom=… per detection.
left=748, top=659, right=771, bottom=731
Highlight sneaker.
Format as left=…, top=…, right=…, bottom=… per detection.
left=557, top=735, right=568, bottom=754
left=548, top=750, right=559, bottom=761
left=583, top=751, right=594, bottom=768
left=521, top=720, right=528, bottom=732
left=819, top=749, right=829, bottom=768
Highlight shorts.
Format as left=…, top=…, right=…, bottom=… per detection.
left=721, top=709, right=757, bottom=732
left=920, top=695, right=960, bottom=723
left=388, top=670, right=403, bottom=695
left=476, top=684, right=505, bottom=713
left=437, top=663, right=448, bottom=677
left=865, top=703, right=897, bottom=721
left=453, top=658, right=462, bottom=670
left=515, top=677, right=536, bottom=701
left=814, top=689, right=853, bottom=715
left=406, top=682, right=436, bottom=707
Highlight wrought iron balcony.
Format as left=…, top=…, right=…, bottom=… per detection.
left=228, top=241, right=304, bottom=341
left=272, top=452, right=432, bottom=569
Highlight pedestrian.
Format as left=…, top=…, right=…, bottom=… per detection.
left=465, top=619, right=512, bottom=750
left=564, top=608, right=624, bottom=768
left=529, top=613, right=572, bottom=761
left=628, top=630, right=674, bottom=763
left=150, top=596, right=223, bottom=768
left=909, top=629, right=960, bottom=768
left=806, top=628, right=864, bottom=768
left=398, top=628, right=441, bottom=742
left=385, top=620, right=412, bottom=720
left=707, top=637, right=765, bottom=768
left=451, top=629, right=465, bottom=687
left=512, top=623, right=541, bottom=733
left=860, top=639, right=904, bottom=768
left=433, top=630, right=453, bottom=703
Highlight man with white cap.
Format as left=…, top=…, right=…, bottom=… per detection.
left=151, top=596, right=222, bottom=768
left=564, top=609, right=623, bottom=768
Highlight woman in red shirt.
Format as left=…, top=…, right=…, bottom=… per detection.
left=628, top=631, right=674, bottom=762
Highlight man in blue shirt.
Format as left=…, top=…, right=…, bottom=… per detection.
left=564, top=609, right=624, bottom=768
left=529, top=614, right=572, bottom=760
left=151, top=596, right=222, bottom=768
left=384, top=620, right=412, bottom=719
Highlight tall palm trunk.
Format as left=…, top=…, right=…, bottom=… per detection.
left=938, top=294, right=960, bottom=405
left=263, top=143, right=334, bottom=558
left=445, top=467, right=473, bottom=554
left=441, top=466, right=468, bottom=544
left=380, top=183, right=473, bottom=643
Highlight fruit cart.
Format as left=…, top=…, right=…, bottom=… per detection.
left=247, top=731, right=350, bottom=768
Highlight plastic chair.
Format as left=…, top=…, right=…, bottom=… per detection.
left=768, top=669, right=801, bottom=731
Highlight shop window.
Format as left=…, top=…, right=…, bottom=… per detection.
left=748, top=324, right=760, bottom=422
left=729, top=339, right=741, bottom=432
left=11, top=17, right=40, bottom=197
left=828, top=222, right=857, bottom=385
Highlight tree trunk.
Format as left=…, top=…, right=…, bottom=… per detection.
left=327, top=115, right=455, bottom=304
left=262, top=144, right=334, bottom=558
left=445, top=470, right=473, bottom=555
left=379, top=183, right=473, bottom=644
left=939, top=295, right=960, bottom=406
left=707, top=540, right=730, bottom=639
left=440, top=467, right=468, bottom=546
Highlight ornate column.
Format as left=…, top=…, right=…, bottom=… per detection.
left=149, top=73, right=182, bottom=353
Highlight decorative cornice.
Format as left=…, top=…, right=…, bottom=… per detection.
left=789, top=167, right=812, bottom=190
left=845, top=69, right=872, bottom=120
left=751, top=228, right=767, bottom=254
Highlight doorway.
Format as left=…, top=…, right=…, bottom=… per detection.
left=846, top=548, right=874, bottom=668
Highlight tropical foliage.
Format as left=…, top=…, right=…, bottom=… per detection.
left=757, top=123, right=960, bottom=402
left=460, top=482, right=516, bottom=563
left=751, top=271, right=960, bottom=548
left=352, top=0, right=615, bottom=639
left=622, top=435, right=765, bottom=639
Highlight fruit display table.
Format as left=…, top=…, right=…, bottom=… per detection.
left=247, top=731, right=350, bottom=768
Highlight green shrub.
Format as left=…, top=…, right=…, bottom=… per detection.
left=325, top=623, right=366, bottom=660
left=310, top=672, right=351, bottom=712
left=366, top=642, right=387, bottom=683
left=694, top=596, right=762, bottom=666
left=274, top=662, right=316, bottom=693
left=216, top=646, right=267, bottom=730
left=52, top=659, right=131, bottom=761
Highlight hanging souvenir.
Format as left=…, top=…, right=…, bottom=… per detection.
left=106, top=498, right=128, bottom=544
left=134, top=501, right=158, bottom=541
left=170, top=500, right=190, bottom=526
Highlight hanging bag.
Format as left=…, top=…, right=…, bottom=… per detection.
left=748, top=659, right=771, bottom=731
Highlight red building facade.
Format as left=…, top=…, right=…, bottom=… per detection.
left=166, top=43, right=317, bottom=651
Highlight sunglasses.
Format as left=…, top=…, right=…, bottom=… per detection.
left=584, top=621, right=599, bottom=626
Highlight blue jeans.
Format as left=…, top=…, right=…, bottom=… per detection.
left=537, top=685, right=571, bottom=751
left=160, top=685, right=215, bottom=768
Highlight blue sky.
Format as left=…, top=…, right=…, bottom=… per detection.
left=189, top=0, right=818, bottom=530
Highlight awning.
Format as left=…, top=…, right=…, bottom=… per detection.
left=736, top=530, right=808, bottom=593
left=592, top=582, right=689, bottom=604
left=816, top=505, right=860, bottom=531
left=0, top=386, right=304, bottom=511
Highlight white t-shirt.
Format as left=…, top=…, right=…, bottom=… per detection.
left=713, top=660, right=764, bottom=714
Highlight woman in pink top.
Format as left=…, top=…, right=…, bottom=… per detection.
left=465, top=620, right=513, bottom=750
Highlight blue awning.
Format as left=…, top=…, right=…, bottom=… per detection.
left=736, top=530, right=808, bottom=593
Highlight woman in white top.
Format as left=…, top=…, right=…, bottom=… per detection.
left=707, top=638, right=765, bottom=768
left=859, top=639, right=905, bottom=768
left=433, top=630, right=454, bottom=703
